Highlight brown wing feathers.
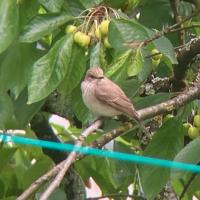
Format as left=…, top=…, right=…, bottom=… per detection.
left=95, top=78, right=138, bottom=118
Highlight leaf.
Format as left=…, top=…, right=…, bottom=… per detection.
left=90, top=42, right=101, bottom=67
left=0, top=92, right=17, bottom=130
left=28, top=35, right=74, bottom=103
left=19, top=0, right=40, bottom=26
left=0, top=43, right=42, bottom=98
left=139, top=118, right=184, bottom=200
left=106, top=50, right=132, bottom=84
left=70, top=85, right=89, bottom=123
left=146, top=29, right=178, bottom=64
left=134, top=92, right=172, bottom=109
left=139, top=0, right=173, bottom=30
left=109, top=19, right=148, bottom=52
left=109, top=19, right=177, bottom=64
left=59, top=43, right=87, bottom=95
left=0, top=0, right=19, bottom=54
left=127, top=48, right=144, bottom=76
left=171, top=137, right=200, bottom=180
left=22, top=158, right=52, bottom=188
left=19, top=13, right=73, bottom=43
left=0, top=148, right=17, bottom=173
left=38, top=0, right=64, bottom=12
left=79, top=0, right=102, bottom=8
left=13, top=89, right=45, bottom=128
left=104, top=0, right=127, bottom=8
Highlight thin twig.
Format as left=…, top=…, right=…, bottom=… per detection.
left=39, top=119, right=102, bottom=200
left=127, top=12, right=197, bottom=48
left=180, top=173, right=197, bottom=199
left=17, top=120, right=102, bottom=200
left=170, top=0, right=185, bottom=44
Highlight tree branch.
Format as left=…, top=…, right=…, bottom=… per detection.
left=170, top=0, right=185, bottom=44
left=17, top=120, right=102, bottom=200
left=172, top=36, right=200, bottom=90
left=127, top=12, right=197, bottom=48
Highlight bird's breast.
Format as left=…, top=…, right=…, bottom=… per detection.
left=81, top=80, right=121, bottom=117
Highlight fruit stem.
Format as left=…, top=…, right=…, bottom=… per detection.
left=108, top=7, right=120, bottom=19
left=102, top=6, right=109, bottom=20
left=84, top=9, right=98, bottom=34
left=81, top=9, right=94, bottom=32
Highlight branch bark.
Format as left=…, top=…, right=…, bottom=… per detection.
left=172, top=37, right=200, bottom=90
left=170, top=0, right=185, bottom=44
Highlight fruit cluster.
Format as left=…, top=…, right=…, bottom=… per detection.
left=65, top=6, right=117, bottom=48
left=184, top=115, right=200, bottom=139
left=164, top=114, right=200, bottom=139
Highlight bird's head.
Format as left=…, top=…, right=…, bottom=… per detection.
left=85, top=67, right=104, bottom=81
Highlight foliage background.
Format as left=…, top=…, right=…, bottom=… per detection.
left=0, top=0, right=200, bottom=199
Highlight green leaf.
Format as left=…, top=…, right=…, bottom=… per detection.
left=134, top=93, right=172, bottom=109
left=22, top=158, right=52, bottom=188
left=139, top=118, right=184, bottom=200
left=79, top=0, right=102, bottom=8
left=28, top=35, right=74, bottom=103
left=109, top=19, right=177, bottom=64
left=139, top=0, right=172, bottom=30
left=106, top=50, right=132, bottom=84
left=19, top=0, right=40, bottom=27
left=127, top=48, right=144, bottom=76
left=171, top=137, right=200, bottom=180
left=104, top=0, right=127, bottom=8
left=59, top=43, right=87, bottom=95
left=90, top=42, right=101, bottom=67
left=13, top=89, right=45, bottom=128
left=71, top=85, right=89, bottom=123
left=38, top=0, right=64, bottom=12
left=0, top=92, right=17, bottom=130
left=0, top=43, right=42, bottom=98
left=109, top=19, right=148, bottom=52
left=0, top=0, right=19, bottom=54
left=19, top=13, right=73, bottom=43
left=146, top=29, right=178, bottom=64
left=0, top=148, right=17, bottom=173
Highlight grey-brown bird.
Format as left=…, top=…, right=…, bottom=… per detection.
left=81, top=67, right=147, bottom=133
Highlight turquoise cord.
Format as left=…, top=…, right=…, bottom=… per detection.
left=0, top=133, right=199, bottom=173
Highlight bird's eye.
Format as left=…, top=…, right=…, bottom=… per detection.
left=89, top=75, right=95, bottom=79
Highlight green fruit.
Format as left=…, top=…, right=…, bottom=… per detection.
left=152, top=58, right=160, bottom=68
left=103, top=37, right=112, bottom=48
left=74, top=31, right=82, bottom=42
left=163, top=114, right=174, bottom=123
left=188, top=126, right=199, bottom=139
left=99, top=20, right=110, bottom=36
left=74, top=31, right=91, bottom=47
left=95, top=27, right=101, bottom=39
left=66, top=25, right=77, bottom=34
left=183, top=122, right=192, bottom=136
left=194, top=115, right=200, bottom=127
left=151, top=49, right=163, bottom=60
left=183, top=122, right=191, bottom=130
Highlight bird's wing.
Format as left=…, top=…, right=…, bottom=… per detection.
left=95, top=78, right=138, bottom=118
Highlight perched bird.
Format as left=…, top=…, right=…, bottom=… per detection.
left=81, top=67, right=147, bottom=133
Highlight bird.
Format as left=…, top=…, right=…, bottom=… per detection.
left=81, top=67, right=147, bottom=133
